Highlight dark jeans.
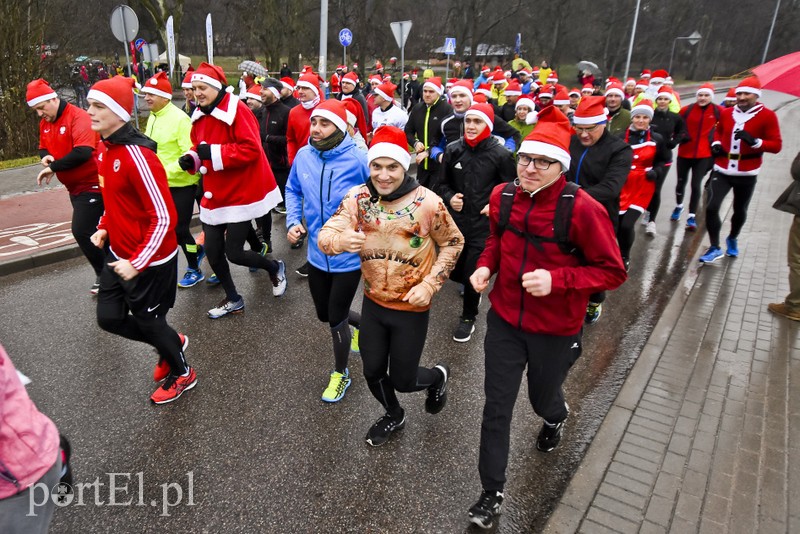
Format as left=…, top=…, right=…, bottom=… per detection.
left=675, top=156, right=714, bottom=215
left=617, top=209, right=643, bottom=260
left=70, top=191, right=105, bottom=276
left=705, top=171, right=757, bottom=247
left=478, top=309, right=581, bottom=491
left=450, top=240, right=484, bottom=321
left=646, top=166, right=669, bottom=221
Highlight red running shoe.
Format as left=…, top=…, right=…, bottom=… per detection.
left=150, top=367, right=197, bottom=405
left=153, top=334, right=189, bottom=382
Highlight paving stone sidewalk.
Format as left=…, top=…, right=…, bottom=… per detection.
left=545, top=98, right=800, bottom=534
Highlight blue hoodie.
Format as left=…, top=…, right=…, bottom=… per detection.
left=286, top=133, right=369, bottom=272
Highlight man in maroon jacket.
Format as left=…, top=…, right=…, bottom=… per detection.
left=466, top=107, right=627, bottom=529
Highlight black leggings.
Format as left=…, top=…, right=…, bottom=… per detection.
left=645, top=166, right=669, bottom=221
left=676, top=157, right=713, bottom=215
left=617, top=209, right=642, bottom=260
left=360, top=297, right=439, bottom=416
left=705, top=172, right=757, bottom=247
left=170, top=185, right=200, bottom=270
left=308, top=265, right=362, bottom=373
left=203, top=221, right=279, bottom=301
left=450, top=241, right=484, bottom=320
left=70, top=191, right=106, bottom=277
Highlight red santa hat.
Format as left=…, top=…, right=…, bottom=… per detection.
left=573, top=95, right=608, bottom=125
left=141, top=71, right=173, bottom=100
left=546, top=71, right=559, bottom=83
left=464, top=103, right=494, bottom=132
left=423, top=77, right=444, bottom=95
left=374, top=82, right=397, bottom=103
left=336, top=64, right=345, bottom=71
left=515, top=95, right=535, bottom=110
left=635, top=79, right=648, bottom=90
left=569, top=88, right=581, bottom=98
left=640, top=69, right=652, bottom=78
left=504, top=70, right=512, bottom=79
left=368, top=126, right=411, bottom=170
left=604, top=82, right=625, bottom=99
left=625, top=78, right=636, bottom=87
left=383, top=75, right=392, bottom=83
left=631, top=99, right=655, bottom=119
left=696, top=83, right=715, bottom=98
left=581, top=84, right=594, bottom=95
left=518, top=68, right=532, bottom=77
left=310, top=99, right=348, bottom=132
left=649, top=69, right=669, bottom=84
left=494, top=65, right=503, bottom=71
left=724, top=87, right=737, bottom=102
left=181, top=71, right=194, bottom=89
left=340, top=72, right=359, bottom=88
left=280, top=77, right=295, bottom=91
left=532, top=66, right=540, bottom=75
left=191, top=62, right=229, bottom=91
left=736, top=76, right=762, bottom=97
left=656, top=86, right=674, bottom=102
left=491, top=71, right=506, bottom=84
left=553, top=90, right=571, bottom=106
left=518, top=106, right=572, bottom=171
left=481, top=65, right=491, bottom=74
left=244, top=84, right=262, bottom=102
left=538, top=86, right=554, bottom=99
left=26, top=79, right=58, bottom=107
left=403, top=72, right=410, bottom=80
left=473, top=93, right=488, bottom=104
left=504, top=80, right=522, bottom=96
left=297, top=73, right=321, bottom=96
left=342, top=97, right=361, bottom=128
left=87, top=76, right=138, bottom=122
left=449, top=80, right=474, bottom=102
left=605, top=76, right=620, bottom=88
left=475, top=83, right=492, bottom=98
left=446, top=78, right=457, bottom=88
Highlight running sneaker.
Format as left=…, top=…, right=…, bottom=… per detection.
left=273, top=203, right=287, bottom=215
left=622, top=257, right=630, bottom=273
left=585, top=302, right=602, bottom=324
left=365, top=410, right=406, bottom=447
left=150, top=368, right=197, bottom=405
left=153, top=333, right=189, bottom=382
left=90, top=276, right=100, bottom=295
left=726, top=236, right=739, bottom=257
left=468, top=490, right=504, bottom=529
left=321, top=369, right=351, bottom=402
left=670, top=206, right=684, bottom=221
left=291, top=234, right=305, bottom=250
left=270, top=260, right=287, bottom=297
left=296, top=262, right=309, bottom=277
left=350, top=327, right=360, bottom=353
left=425, top=364, right=450, bottom=414
left=699, top=246, right=723, bottom=263
left=207, top=297, right=245, bottom=319
left=453, top=318, right=476, bottom=342
left=536, top=417, right=567, bottom=452
left=640, top=210, right=650, bottom=225
left=178, top=268, right=204, bottom=288
left=250, top=242, right=271, bottom=272
left=685, top=216, right=697, bottom=231
left=645, top=221, right=657, bottom=236
left=206, top=273, right=220, bottom=286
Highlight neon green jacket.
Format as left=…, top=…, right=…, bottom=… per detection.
left=144, top=102, right=198, bottom=188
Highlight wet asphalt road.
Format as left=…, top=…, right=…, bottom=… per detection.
left=2, top=92, right=790, bottom=533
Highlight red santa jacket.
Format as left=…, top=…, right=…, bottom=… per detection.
left=96, top=126, right=177, bottom=271
left=38, top=102, right=101, bottom=195
left=678, top=103, right=723, bottom=160
left=476, top=176, right=627, bottom=336
left=330, top=72, right=342, bottom=94
left=286, top=103, right=314, bottom=165
left=189, top=92, right=281, bottom=225
left=712, top=103, right=782, bottom=176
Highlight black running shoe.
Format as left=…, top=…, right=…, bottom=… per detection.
left=536, top=418, right=566, bottom=452
left=468, top=490, right=504, bottom=529
left=453, top=318, right=475, bottom=342
left=296, top=262, right=309, bottom=277
left=425, top=364, right=449, bottom=414
left=365, top=410, right=405, bottom=447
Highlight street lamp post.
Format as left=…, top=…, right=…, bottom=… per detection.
left=668, top=32, right=702, bottom=74
left=319, top=0, right=328, bottom=81
left=762, top=0, right=782, bottom=64
left=623, top=0, right=641, bottom=81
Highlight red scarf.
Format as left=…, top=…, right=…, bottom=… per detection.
left=465, top=125, right=491, bottom=148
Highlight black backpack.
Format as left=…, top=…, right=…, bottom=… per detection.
left=497, top=180, right=584, bottom=260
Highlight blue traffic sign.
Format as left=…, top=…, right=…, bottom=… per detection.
left=444, top=37, right=456, bottom=55
left=134, top=38, right=147, bottom=51
left=339, top=28, right=353, bottom=47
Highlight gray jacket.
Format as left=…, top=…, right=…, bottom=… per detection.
left=773, top=151, right=800, bottom=215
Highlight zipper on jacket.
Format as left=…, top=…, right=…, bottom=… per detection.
left=693, top=106, right=706, bottom=160
left=0, top=459, right=21, bottom=490
left=516, top=197, right=537, bottom=330
left=319, top=161, right=331, bottom=271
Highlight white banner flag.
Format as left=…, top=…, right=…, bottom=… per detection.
left=206, top=14, right=214, bottom=65
left=166, top=16, right=176, bottom=79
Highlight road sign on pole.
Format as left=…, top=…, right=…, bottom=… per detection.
left=444, top=37, right=455, bottom=82
left=339, top=28, right=352, bottom=69
left=109, top=5, right=140, bottom=128
left=390, top=21, right=412, bottom=105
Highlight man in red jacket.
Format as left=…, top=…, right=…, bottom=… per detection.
left=86, top=76, right=197, bottom=405
left=286, top=73, right=324, bottom=165
left=466, top=107, right=627, bottom=529
left=700, top=76, right=782, bottom=263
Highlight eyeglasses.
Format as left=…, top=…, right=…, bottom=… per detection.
left=517, top=154, right=558, bottom=170
left=573, top=124, right=601, bottom=134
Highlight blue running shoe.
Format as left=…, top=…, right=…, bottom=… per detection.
left=670, top=206, right=684, bottom=221
left=206, top=273, right=220, bottom=285
left=699, top=246, right=723, bottom=263
left=584, top=302, right=602, bottom=324
left=685, top=216, right=697, bottom=231
left=726, top=237, right=739, bottom=257
left=178, top=269, right=204, bottom=288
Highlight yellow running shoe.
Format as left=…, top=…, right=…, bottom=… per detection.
left=321, top=369, right=351, bottom=403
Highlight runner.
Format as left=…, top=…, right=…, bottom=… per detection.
left=285, top=99, right=368, bottom=403
left=86, top=76, right=196, bottom=404
left=27, top=78, right=105, bottom=294
left=318, top=126, right=464, bottom=446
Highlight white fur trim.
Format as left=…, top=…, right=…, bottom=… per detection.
left=368, top=142, right=411, bottom=170
left=27, top=92, right=58, bottom=107
left=345, top=110, right=356, bottom=127
left=553, top=98, right=570, bottom=106
left=374, top=88, right=393, bottom=102
left=449, top=86, right=473, bottom=100
left=87, top=89, right=131, bottom=122
left=296, top=80, right=320, bottom=96
left=605, top=87, right=624, bottom=98
left=504, top=89, right=522, bottom=96
left=518, top=140, right=571, bottom=170
left=281, top=80, right=294, bottom=90
left=199, top=187, right=283, bottom=225
left=573, top=113, right=608, bottom=125
left=516, top=99, right=534, bottom=110
left=464, top=109, right=494, bottom=132
left=649, top=77, right=665, bottom=84
left=735, top=85, right=761, bottom=97
left=656, top=90, right=674, bottom=101
left=423, top=81, right=443, bottom=95
left=631, top=104, right=654, bottom=118
left=141, top=86, right=173, bottom=100
left=181, top=81, right=193, bottom=89
left=696, top=88, right=714, bottom=98
left=210, top=144, right=224, bottom=171
left=311, top=108, right=347, bottom=132
left=191, top=73, right=222, bottom=90
left=207, top=94, right=240, bottom=126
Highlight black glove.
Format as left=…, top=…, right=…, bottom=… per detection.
left=178, top=154, right=195, bottom=171
left=734, top=130, right=757, bottom=146
left=196, top=143, right=212, bottom=160
left=711, top=144, right=725, bottom=157
left=645, top=170, right=658, bottom=182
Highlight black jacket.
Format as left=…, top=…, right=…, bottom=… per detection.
left=773, top=151, right=800, bottom=215
left=651, top=109, right=689, bottom=152
left=496, top=103, right=516, bottom=123
left=567, top=129, right=633, bottom=229
left=280, top=95, right=300, bottom=109
left=258, top=100, right=291, bottom=171
left=437, top=136, right=517, bottom=241
left=440, top=113, right=521, bottom=149
left=405, top=97, right=452, bottom=150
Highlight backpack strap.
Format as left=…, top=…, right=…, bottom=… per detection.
left=554, top=181, right=581, bottom=257
left=496, top=181, right=518, bottom=237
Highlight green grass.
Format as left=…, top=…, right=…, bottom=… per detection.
left=0, top=156, right=38, bottom=170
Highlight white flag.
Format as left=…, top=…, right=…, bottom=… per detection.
left=206, top=14, right=214, bottom=65
left=166, top=16, right=176, bottom=79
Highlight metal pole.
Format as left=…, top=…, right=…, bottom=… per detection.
left=623, top=0, right=641, bottom=81
left=319, top=0, right=328, bottom=80
left=762, top=0, right=782, bottom=64
left=445, top=55, right=449, bottom=85
left=400, top=28, right=405, bottom=107
left=669, top=38, right=678, bottom=74
left=343, top=45, right=346, bottom=70
left=120, top=15, right=139, bottom=129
